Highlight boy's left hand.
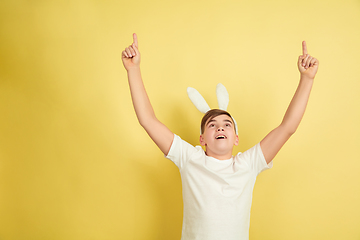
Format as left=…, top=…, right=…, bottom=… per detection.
left=122, top=33, right=141, bottom=71
left=298, top=41, right=319, bottom=79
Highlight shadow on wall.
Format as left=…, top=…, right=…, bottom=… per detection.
left=126, top=158, right=181, bottom=239
left=125, top=104, right=196, bottom=239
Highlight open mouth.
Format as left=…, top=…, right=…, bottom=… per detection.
left=215, top=135, right=227, bottom=139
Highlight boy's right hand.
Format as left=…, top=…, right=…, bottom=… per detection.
left=122, top=33, right=140, bottom=71
left=297, top=41, right=318, bottom=79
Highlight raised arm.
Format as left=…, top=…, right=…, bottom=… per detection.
left=122, top=33, right=174, bottom=155
left=260, top=41, right=319, bottom=164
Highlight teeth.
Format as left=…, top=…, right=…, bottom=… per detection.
left=216, top=135, right=226, bottom=139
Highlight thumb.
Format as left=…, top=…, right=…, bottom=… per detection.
left=298, top=55, right=305, bottom=69
left=298, top=55, right=305, bottom=64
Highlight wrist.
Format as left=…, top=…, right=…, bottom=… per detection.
left=300, top=75, right=315, bottom=82
left=127, top=66, right=141, bottom=73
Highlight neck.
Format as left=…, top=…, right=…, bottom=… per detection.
left=205, top=149, right=233, bottom=160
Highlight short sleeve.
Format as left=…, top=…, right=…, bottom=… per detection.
left=165, top=134, right=201, bottom=169
left=238, top=143, right=273, bottom=175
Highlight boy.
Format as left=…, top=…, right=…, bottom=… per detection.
left=122, top=33, right=319, bottom=240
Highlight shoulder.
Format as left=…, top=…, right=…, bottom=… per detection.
left=234, top=143, right=272, bottom=174
left=170, top=134, right=203, bottom=152
left=236, top=143, right=262, bottom=159
left=165, top=134, right=205, bottom=168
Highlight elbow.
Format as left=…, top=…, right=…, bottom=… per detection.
left=139, top=119, right=149, bottom=129
left=138, top=115, right=157, bottom=129
left=138, top=118, right=146, bottom=127
left=280, top=124, right=297, bottom=136
left=288, top=129, right=296, bottom=136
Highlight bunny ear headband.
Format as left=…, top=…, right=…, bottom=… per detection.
left=187, top=83, right=238, bottom=134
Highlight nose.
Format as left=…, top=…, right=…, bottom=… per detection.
left=217, top=127, right=224, bottom=132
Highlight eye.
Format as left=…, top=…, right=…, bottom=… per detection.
left=209, top=124, right=215, bottom=127
left=225, top=123, right=231, bottom=127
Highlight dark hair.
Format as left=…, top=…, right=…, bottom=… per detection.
left=200, top=109, right=233, bottom=134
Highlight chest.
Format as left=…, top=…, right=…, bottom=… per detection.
left=180, top=158, right=257, bottom=199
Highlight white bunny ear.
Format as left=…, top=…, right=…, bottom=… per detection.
left=216, top=83, right=229, bottom=111
left=216, top=83, right=238, bottom=134
left=187, top=87, right=211, bottom=114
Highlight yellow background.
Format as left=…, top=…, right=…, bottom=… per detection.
left=1, top=0, right=359, bottom=239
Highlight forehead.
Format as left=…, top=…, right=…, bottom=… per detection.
left=206, top=114, right=233, bottom=124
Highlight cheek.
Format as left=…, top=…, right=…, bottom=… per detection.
left=204, top=133, right=214, bottom=143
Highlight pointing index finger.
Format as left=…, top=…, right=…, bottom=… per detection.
left=133, top=33, right=138, bottom=48
left=302, top=41, right=308, bottom=56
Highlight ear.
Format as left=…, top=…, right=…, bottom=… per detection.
left=187, top=87, right=211, bottom=114
left=216, top=83, right=229, bottom=111
left=199, top=135, right=206, bottom=146
left=234, top=135, right=239, bottom=146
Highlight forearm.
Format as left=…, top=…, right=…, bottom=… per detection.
left=127, top=67, right=156, bottom=126
left=280, top=76, right=314, bottom=134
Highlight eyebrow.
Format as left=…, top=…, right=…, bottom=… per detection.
left=207, top=119, right=233, bottom=125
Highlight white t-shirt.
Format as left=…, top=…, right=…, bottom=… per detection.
left=166, top=134, right=273, bottom=240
